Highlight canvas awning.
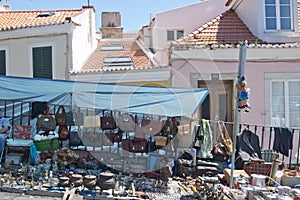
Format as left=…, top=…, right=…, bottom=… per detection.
left=0, top=76, right=209, bottom=117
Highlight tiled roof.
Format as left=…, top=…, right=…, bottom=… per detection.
left=78, top=39, right=154, bottom=73
left=0, top=8, right=85, bottom=31
left=173, top=10, right=263, bottom=47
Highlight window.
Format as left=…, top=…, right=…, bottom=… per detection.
left=177, top=30, right=184, bottom=39
left=167, top=30, right=184, bottom=41
left=167, top=30, right=175, bottom=41
left=271, top=80, right=300, bottom=128
left=32, top=46, right=53, bottom=79
left=103, top=56, right=132, bottom=64
left=265, top=0, right=292, bottom=31
left=0, top=50, right=6, bottom=75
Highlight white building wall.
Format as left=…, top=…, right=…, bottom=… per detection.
left=71, top=8, right=97, bottom=72
left=0, top=31, right=68, bottom=79
left=150, top=0, right=227, bottom=52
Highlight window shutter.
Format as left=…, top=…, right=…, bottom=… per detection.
left=33, top=46, right=52, bottom=79
left=0, top=50, right=6, bottom=75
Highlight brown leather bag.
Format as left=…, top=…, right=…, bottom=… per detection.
left=55, top=106, right=66, bottom=126
left=58, top=125, right=69, bottom=141
left=100, top=116, right=116, bottom=130
left=129, top=139, right=147, bottom=153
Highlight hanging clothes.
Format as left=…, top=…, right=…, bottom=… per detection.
left=195, top=119, right=213, bottom=159
left=235, top=129, right=262, bottom=169
left=273, top=127, right=293, bottom=157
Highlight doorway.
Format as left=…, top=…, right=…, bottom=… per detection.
left=198, top=80, right=234, bottom=123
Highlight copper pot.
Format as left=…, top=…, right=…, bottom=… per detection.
left=59, top=176, right=70, bottom=187
left=70, top=174, right=83, bottom=187
left=97, top=172, right=115, bottom=190
left=83, top=174, right=97, bottom=190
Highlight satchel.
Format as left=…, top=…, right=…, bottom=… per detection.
left=83, top=116, right=101, bottom=128
left=100, top=116, right=116, bottom=130
left=141, top=119, right=163, bottom=136
left=117, top=113, right=136, bottom=132
left=58, top=125, right=69, bottom=141
left=155, top=136, right=168, bottom=147
left=55, top=105, right=66, bottom=126
left=129, top=139, right=147, bottom=153
left=36, top=106, right=56, bottom=131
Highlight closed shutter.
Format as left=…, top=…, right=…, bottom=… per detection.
left=202, top=94, right=210, bottom=120
left=33, top=46, right=52, bottom=79
left=0, top=50, right=6, bottom=75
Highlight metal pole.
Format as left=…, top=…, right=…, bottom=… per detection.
left=230, top=41, right=247, bottom=188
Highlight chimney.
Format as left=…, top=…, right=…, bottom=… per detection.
left=100, top=12, right=123, bottom=39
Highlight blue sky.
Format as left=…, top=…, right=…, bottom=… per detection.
left=6, top=0, right=200, bottom=32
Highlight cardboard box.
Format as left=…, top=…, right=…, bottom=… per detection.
left=223, top=168, right=250, bottom=184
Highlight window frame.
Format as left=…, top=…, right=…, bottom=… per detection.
left=270, top=79, right=300, bottom=128
left=0, top=45, right=9, bottom=76
left=167, top=29, right=184, bottom=41
left=264, top=0, right=293, bottom=31
left=30, top=43, right=54, bottom=79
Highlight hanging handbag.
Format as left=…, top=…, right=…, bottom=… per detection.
left=155, top=136, right=168, bottom=147
left=36, top=105, right=57, bottom=131
left=83, top=116, right=101, bottom=128
left=58, top=125, right=69, bottom=141
left=129, top=139, right=147, bottom=153
left=69, top=131, right=83, bottom=146
left=141, top=119, right=163, bottom=136
left=55, top=105, right=66, bottom=126
left=100, top=116, right=116, bottom=130
left=212, top=121, right=233, bottom=156
left=117, top=113, right=136, bottom=132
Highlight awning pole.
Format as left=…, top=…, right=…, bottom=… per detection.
left=230, top=41, right=247, bottom=188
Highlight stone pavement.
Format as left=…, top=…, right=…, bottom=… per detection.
left=0, top=191, right=61, bottom=200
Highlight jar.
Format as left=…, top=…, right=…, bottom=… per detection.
left=97, top=172, right=115, bottom=190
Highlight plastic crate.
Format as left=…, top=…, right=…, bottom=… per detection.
left=34, top=138, right=59, bottom=152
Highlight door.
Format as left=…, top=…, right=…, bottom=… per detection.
left=198, top=80, right=233, bottom=123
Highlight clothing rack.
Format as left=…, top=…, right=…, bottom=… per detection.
left=193, top=118, right=300, bottom=167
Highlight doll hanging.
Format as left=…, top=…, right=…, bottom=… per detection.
left=236, top=76, right=251, bottom=112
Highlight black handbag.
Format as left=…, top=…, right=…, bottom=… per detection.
left=36, top=106, right=56, bottom=131
left=100, top=116, right=116, bottom=130
left=69, top=131, right=83, bottom=146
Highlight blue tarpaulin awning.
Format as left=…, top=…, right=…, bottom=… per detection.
left=0, top=76, right=209, bottom=117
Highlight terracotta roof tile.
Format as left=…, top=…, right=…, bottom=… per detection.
left=81, top=40, right=153, bottom=72
left=173, top=9, right=263, bottom=46
left=0, top=9, right=85, bottom=31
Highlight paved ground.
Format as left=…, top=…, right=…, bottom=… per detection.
left=0, top=191, right=61, bottom=200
